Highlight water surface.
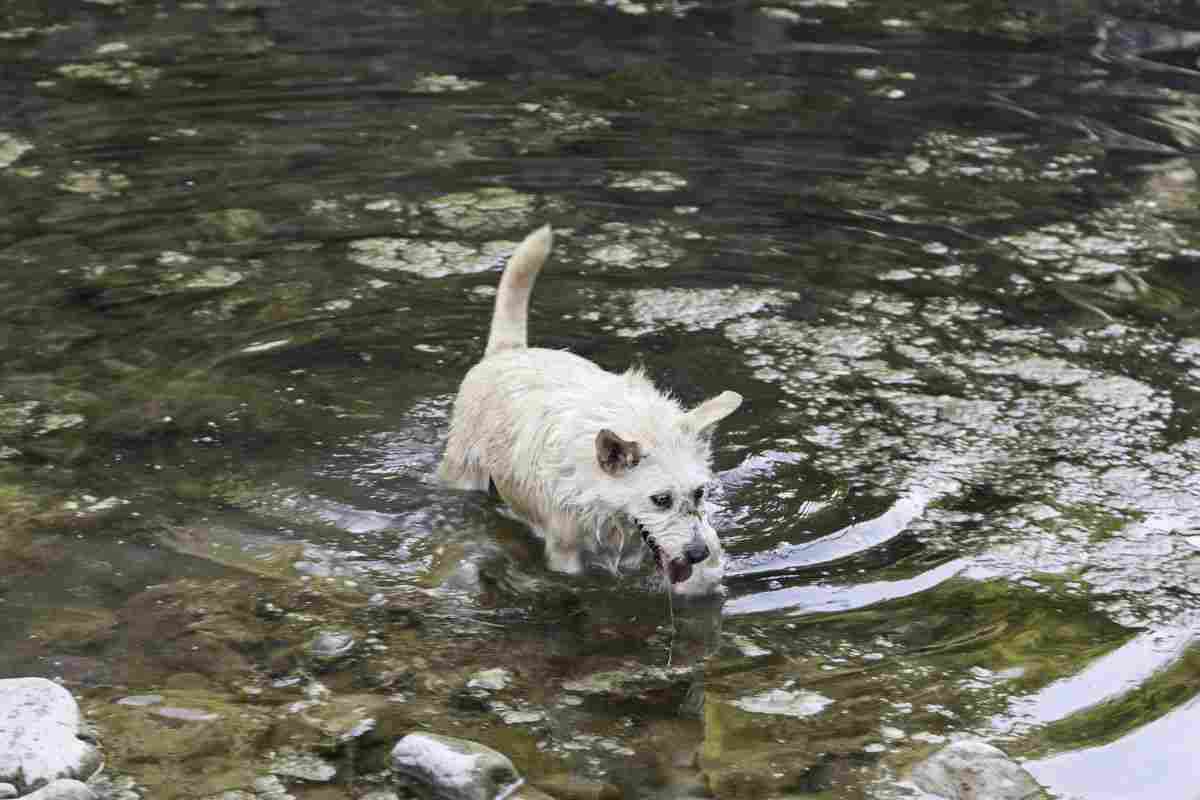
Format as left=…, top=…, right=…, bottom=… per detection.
left=3, top=1, right=1200, bottom=798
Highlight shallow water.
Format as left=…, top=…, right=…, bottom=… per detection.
left=4, top=1, right=1200, bottom=798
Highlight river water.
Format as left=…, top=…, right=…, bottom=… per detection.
left=3, top=1, right=1200, bottom=799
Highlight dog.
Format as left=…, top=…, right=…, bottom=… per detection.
left=436, top=225, right=742, bottom=596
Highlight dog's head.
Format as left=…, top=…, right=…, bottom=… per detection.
left=593, top=390, right=742, bottom=595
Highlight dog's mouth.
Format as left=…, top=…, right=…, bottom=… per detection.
left=634, top=518, right=694, bottom=585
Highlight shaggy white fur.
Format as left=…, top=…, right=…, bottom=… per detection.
left=437, top=225, right=741, bottom=595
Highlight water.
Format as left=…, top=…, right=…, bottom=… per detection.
left=3, top=1, right=1200, bottom=798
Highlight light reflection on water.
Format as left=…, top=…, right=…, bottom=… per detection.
left=993, top=628, right=1195, bottom=732
left=1026, top=694, right=1200, bottom=800
left=725, top=557, right=967, bottom=617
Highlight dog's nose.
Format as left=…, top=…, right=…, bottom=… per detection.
left=683, top=538, right=710, bottom=565
left=666, top=557, right=694, bottom=584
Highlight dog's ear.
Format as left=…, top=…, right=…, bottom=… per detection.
left=682, top=391, right=742, bottom=436
left=596, top=429, right=641, bottom=476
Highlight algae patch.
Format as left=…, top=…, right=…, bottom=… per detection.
left=58, top=169, right=131, bottom=197
left=410, top=73, right=483, bottom=93
left=56, top=60, right=162, bottom=90
left=348, top=238, right=513, bottom=278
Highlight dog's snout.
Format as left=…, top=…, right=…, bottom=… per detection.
left=683, top=538, right=710, bottom=565
left=666, top=557, right=693, bottom=584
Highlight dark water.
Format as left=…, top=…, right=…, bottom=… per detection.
left=4, top=1, right=1200, bottom=798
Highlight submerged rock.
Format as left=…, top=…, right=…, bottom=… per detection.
left=0, top=678, right=102, bottom=792
left=611, top=287, right=794, bottom=338
left=421, top=187, right=539, bottom=232
left=306, top=629, right=357, bottom=665
left=466, top=669, right=512, bottom=692
left=268, top=749, right=337, bottom=782
left=910, top=740, right=1042, bottom=800
left=560, top=665, right=693, bottom=697
left=608, top=170, right=688, bottom=192
left=197, top=209, right=268, bottom=242
left=0, top=134, right=32, bottom=169
left=149, top=706, right=220, bottom=722
left=391, top=732, right=522, bottom=800
left=578, top=222, right=689, bottom=270
left=510, top=99, right=611, bottom=154
left=729, top=687, right=832, bottom=718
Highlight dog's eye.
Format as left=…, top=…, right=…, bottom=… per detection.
left=693, top=487, right=704, bottom=504
left=650, top=491, right=673, bottom=509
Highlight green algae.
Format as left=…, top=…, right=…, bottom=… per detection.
left=57, top=169, right=131, bottom=197
left=348, top=237, right=513, bottom=278
left=1056, top=503, right=1136, bottom=543
left=792, top=578, right=1135, bottom=696
left=198, top=209, right=269, bottom=242
left=410, top=73, right=484, bottom=93
left=86, top=688, right=274, bottom=800
left=56, top=60, right=162, bottom=90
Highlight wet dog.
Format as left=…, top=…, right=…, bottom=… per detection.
left=436, top=225, right=741, bottom=595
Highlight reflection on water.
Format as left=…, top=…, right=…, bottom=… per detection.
left=4, top=0, right=1200, bottom=797
left=994, top=627, right=1194, bottom=731
left=726, top=557, right=966, bottom=617
left=1027, top=694, right=1200, bottom=800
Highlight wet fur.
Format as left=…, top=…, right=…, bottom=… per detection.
left=436, top=225, right=741, bottom=595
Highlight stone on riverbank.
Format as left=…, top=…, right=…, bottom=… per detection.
left=19, top=780, right=97, bottom=800
left=390, top=732, right=522, bottom=800
left=0, top=678, right=102, bottom=793
left=910, top=740, right=1043, bottom=800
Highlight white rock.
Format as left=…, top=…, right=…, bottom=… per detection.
left=0, top=783, right=15, bottom=799
left=911, top=740, right=1042, bottom=800
left=391, top=733, right=522, bottom=800
left=0, top=679, right=102, bottom=793
left=20, top=780, right=97, bottom=800
left=252, top=775, right=293, bottom=800
left=466, top=669, right=512, bottom=691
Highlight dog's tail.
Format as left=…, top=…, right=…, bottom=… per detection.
left=485, top=224, right=553, bottom=357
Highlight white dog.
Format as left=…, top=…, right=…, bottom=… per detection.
left=436, top=225, right=742, bottom=596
